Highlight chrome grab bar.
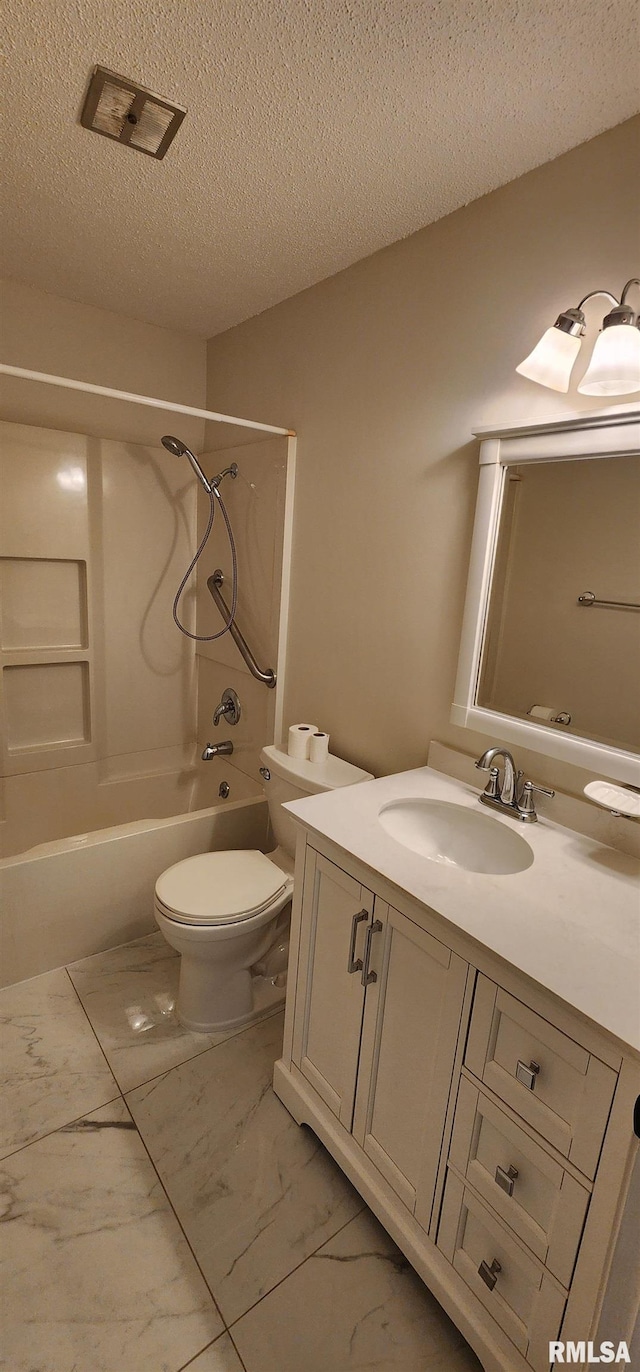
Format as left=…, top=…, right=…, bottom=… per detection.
left=578, top=591, right=640, bottom=610
left=206, top=570, right=276, bottom=688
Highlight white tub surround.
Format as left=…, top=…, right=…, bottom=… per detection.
left=0, top=797, right=268, bottom=987
left=274, top=766, right=640, bottom=1372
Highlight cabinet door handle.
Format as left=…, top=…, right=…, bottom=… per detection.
left=516, top=1059, right=540, bottom=1091
left=361, top=919, right=383, bottom=987
left=495, top=1164, right=519, bottom=1197
left=478, top=1257, right=502, bottom=1291
left=347, top=909, right=369, bottom=974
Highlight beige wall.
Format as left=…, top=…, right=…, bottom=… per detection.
left=205, top=117, right=640, bottom=794
left=0, top=279, right=206, bottom=451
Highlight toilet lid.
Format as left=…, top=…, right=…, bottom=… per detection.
left=155, top=850, right=290, bottom=925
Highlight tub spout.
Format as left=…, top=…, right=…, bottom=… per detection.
left=202, top=740, right=233, bottom=760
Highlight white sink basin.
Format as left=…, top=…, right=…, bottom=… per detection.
left=378, top=798, right=534, bottom=875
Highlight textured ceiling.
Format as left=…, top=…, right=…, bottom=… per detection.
left=2, top=0, right=638, bottom=338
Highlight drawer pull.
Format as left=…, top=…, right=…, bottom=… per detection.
left=347, top=910, right=369, bottom=974
left=516, top=1059, right=540, bottom=1091
left=361, top=919, right=383, bottom=986
left=478, top=1257, right=502, bottom=1291
left=495, top=1164, right=519, bottom=1197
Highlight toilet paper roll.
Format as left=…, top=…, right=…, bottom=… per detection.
left=527, top=705, right=556, bottom=720
left=287, top=724, right=318, bottom=759
left=309, top=731, right=330, bottom=764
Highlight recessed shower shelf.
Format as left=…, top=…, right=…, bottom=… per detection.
left=4, top=661, right=91, bottom=753
left=0, top=557, right=88, bottom=651
left=0, top=554, right=94, bottom=774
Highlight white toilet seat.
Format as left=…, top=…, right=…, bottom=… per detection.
left=151, top=743, right=370, bottom=1034
left=154, top=849, right=293, bottom=928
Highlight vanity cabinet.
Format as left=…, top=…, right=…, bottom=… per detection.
left=438, top=1172, right=568, bottom=1371
left=465, top=977, right=617, bottom=1181
left=351, top=898, right=468, bottom=1224
left=291, top=846, right=469, bottom=1221
left=446, top=1078, right=590, bottom=1289
left=291, top=851, right=374, bottom=1129
left=275, top=828, right=639, bottom=1372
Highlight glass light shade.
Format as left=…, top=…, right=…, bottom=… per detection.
left=516, top=326, right=582, bottom=392
left=578, top=324, right=640, bottom=395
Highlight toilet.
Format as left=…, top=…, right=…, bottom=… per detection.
left=154, top=743, right=373, bottom=1033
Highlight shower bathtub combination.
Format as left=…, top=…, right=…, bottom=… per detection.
left=0, top=362, right=297, bottom=989
left=0, top=765, right=270, bottom=989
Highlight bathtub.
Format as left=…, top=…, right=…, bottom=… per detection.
left=0, top=764, right=268, bottom=987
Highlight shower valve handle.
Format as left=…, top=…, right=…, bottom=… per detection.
left=213, top=688, right=241, bottom=727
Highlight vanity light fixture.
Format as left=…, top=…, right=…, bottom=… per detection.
left=516, top=278, right=640, bottom=395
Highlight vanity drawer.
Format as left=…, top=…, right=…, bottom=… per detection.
left=448, top=1077, right=590, bottom=1287
left=438, top=1172, right=566, bottom=1372
left=465, top=977, right=617, bottom=1179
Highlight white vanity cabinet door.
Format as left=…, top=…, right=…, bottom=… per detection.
left=352, top=900, right=469, bottom=1228
left=291, top=849, right=374, bottom=1130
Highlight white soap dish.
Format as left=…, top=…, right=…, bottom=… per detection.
left=584, top=780, right=640, bottom=819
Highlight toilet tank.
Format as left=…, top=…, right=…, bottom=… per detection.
left=260, top=745, right=373, bottom=857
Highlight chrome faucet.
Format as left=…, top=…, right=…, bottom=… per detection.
left=476, top=747, right=520, bottom=805
left=475, top=747, right=554, bottom=823
left=202, top=740, right=233, bottom=760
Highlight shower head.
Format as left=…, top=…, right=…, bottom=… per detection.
left=161, top=434, right=188, bottom=458
left=161, top=434, right=212, bottom=493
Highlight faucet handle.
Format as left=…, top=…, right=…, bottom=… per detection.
left=518, top=780, right=555, bottom=820
left=213, top=688, right=241, bottom=727
left=481, top=767, right=501, bottom=800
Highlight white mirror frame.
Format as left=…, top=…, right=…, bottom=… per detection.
left=452, top=403, right=640, bottom=784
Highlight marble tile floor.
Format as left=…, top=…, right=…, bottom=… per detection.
left=1, top=932, right=482, bottom=1372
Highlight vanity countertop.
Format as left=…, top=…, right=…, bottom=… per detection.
left=286, top=766, right=640, bottom=1054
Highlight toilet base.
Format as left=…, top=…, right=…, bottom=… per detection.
left=155, top=878, right=292, bottom=1036
left=177, top=969, right=287, bottom=1035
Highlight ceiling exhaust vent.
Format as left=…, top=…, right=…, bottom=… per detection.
left=80, top=66, right=186, bottom=160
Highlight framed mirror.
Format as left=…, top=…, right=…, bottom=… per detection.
left=452, top=405, right=640, bottom=783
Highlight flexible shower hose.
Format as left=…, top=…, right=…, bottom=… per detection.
left=172, top=488, right=238, bottom=641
